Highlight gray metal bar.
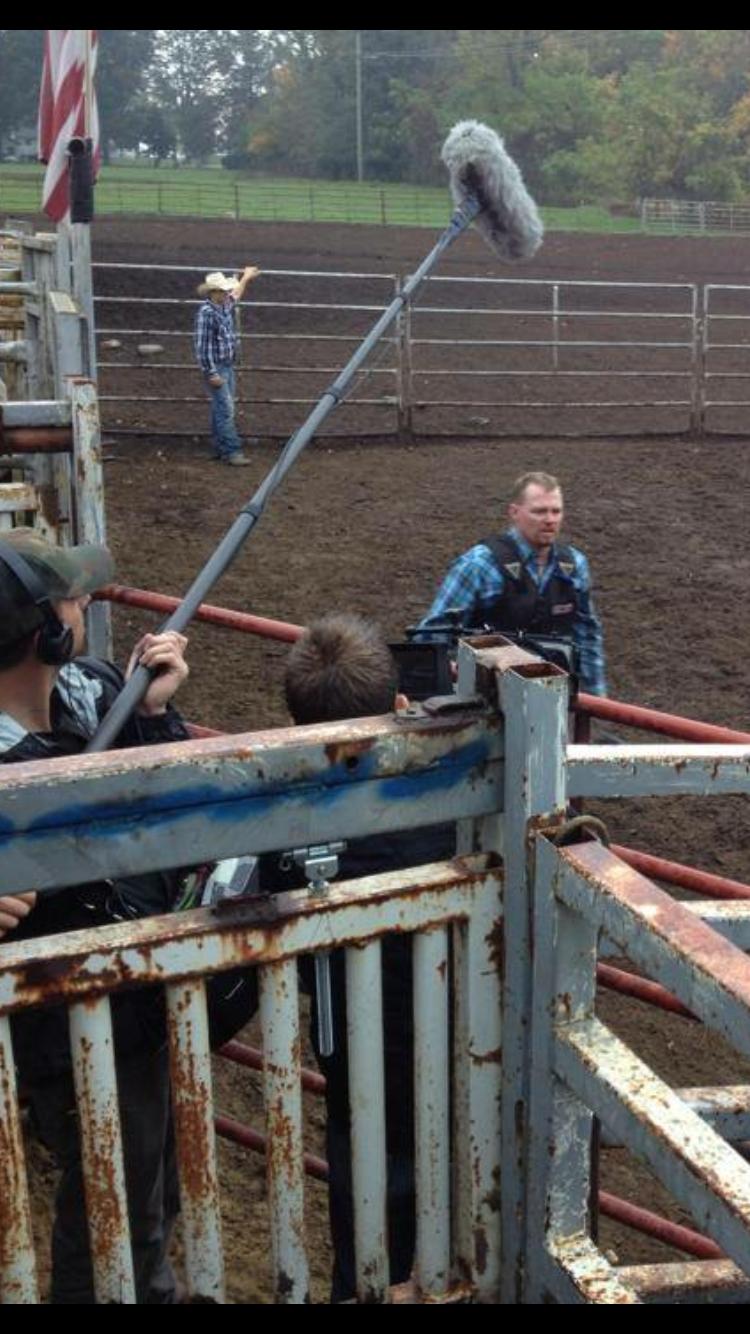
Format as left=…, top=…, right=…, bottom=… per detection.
left=259, top=959, right=309, bottom=1304
left=347, top=940, right=388, bottom=1302
left=556, top=841, right=750, bottom=1061
left=97, top=362, right=396, bottom=374
left=96, top=296, right=394, bottom=313
left=425, top=274, right=694, bottom=291
left=0, top=399, right=71, bottom=426
left=0, top=1015, right=39, bottom=1303
left=557, top=1017, right=750, bottom=1276
left=68, top=996, right=136, bottom=1304
left=452, top=641, right=518, bottom=1296
left=682, top=901, right=750, bottom=950
left=525, top=833, right=598, bottom=1303
left=86, top=196, right=482, bottom=751
left=166, top=979, right=224, bottom=1302
left=412, top=306, right=692, bottom=319
left=98, top=394, right=395, bottom=407
left=567, top=742, right=750, bottom=798
left=69, top=379, right=111, bottom=657
left=691, top=282, right=703, bottom=435
left=0, top=482, right=38, bottom=512
left=0, top=710, right=499, bottom=895
left=414, top=398, right=692, bottom=410
left=450, top=913, right=473, bottom=1281
left=413, top=925, right=450, bottom=1296
left=413, top=335, right=690, bottom=347
left=94, top=262, right=397, bottom=280
left=0, top=341, right=27, bottom=363
left=0, top=859, right=491, bottom=1018
left=410, top=367, right=694, bottom=377
left=497, top=663, right=568, bottom=1303
left=96, top=328, right=395, bottom=343
left=599, top=1084, right=750, bottom=1146
left=542, top=1236, right=641, bottom=1304
left=618, top=1259, right=750, bottom=1304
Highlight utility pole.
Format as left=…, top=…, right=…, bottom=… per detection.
left=355, top=30, right=364, bottom=182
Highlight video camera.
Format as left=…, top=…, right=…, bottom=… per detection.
left=389, top=610, right=579, bottom=702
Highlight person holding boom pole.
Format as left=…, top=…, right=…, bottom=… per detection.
left=88, top=120, right=544, bottom=749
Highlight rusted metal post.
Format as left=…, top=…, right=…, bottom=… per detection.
left=347, top=940, right=389, bottom=1302
left=68, top=996, right=136, bottom=1304
left=525, top=836, right=625, bottom=1301
left=259, top=958, right=310, bottom=1305
left=453, top=638, right=549, bottom=1302
left=413, top=925, right=450, bottom=1296
left=69, top=377, right=111, bottom=656
left=166, top=979, right=224, bottom=1302
left=0, top=1016, right=39, bottom=1304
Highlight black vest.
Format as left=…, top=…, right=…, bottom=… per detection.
left=481, top=534, right=579, bottom=637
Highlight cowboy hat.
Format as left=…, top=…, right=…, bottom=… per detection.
left=197, top=271, right=239, bottom=296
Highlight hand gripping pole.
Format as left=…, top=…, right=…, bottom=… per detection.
left=85, top=196, right=482, bottom=752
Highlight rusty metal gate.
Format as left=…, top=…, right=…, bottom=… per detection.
left=0, top=224, right=110, bottom=656
left=3, top=638, right=750, bottom=1302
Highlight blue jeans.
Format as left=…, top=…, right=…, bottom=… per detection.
left=204, top=364, right=242, bottom=458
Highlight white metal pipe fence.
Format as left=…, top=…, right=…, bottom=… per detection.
left=90, top=263, right=721, bottom=440
left=642, top=198, right=750, bottom=235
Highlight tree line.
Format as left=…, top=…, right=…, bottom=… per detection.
left=3, top=30, right=750, bottom=204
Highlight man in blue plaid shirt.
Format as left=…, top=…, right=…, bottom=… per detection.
left=194, top=266, right=260, bottom=465
left=417, top=471, right=607, bottom=696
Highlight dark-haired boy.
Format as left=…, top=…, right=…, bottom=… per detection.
left=262, top=612, right=455, bottom=1301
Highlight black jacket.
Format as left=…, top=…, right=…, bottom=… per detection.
left=259, top=824, right=456, bottom=1131
left=0, top=656, right=190, bottom=1081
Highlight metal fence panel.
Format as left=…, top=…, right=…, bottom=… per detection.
left=6, top=639, right=750, bottom=1303
left=166, top=979, right=225, bottom=1302
left=89, top=263, right=707, bottom=441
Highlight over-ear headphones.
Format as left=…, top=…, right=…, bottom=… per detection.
left=0, top=542, right=75, bottom=666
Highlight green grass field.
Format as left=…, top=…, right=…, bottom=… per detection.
left=0, top=160, right=643, bottom=232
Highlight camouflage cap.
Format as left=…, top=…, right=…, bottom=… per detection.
left=0, top=528, right=115, bottom=648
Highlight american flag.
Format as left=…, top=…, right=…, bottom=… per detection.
left=38, top=30, right=100, bottom=223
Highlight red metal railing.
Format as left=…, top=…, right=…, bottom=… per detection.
left=598, top=1192, right=723, bottom=1260
left=96, top=583, right=304, bottom=644
left=576, top=691, right=750, bottom=745
left=610, top=844, right=750, bottom=902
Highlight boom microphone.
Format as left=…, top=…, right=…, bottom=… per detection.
left=442, top=120, right=543, bottom=261
left=86, top=121, right=543, bottom=752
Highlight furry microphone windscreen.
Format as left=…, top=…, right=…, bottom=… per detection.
left=441, top=120, right=544, bottom=261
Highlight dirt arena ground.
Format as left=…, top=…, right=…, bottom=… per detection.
left=21, top=215, right=750, bottom=1298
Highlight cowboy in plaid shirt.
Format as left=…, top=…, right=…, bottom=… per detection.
left=194, top=266, right=260, bottom=466
left=418, top=471, right=607, bottom=696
